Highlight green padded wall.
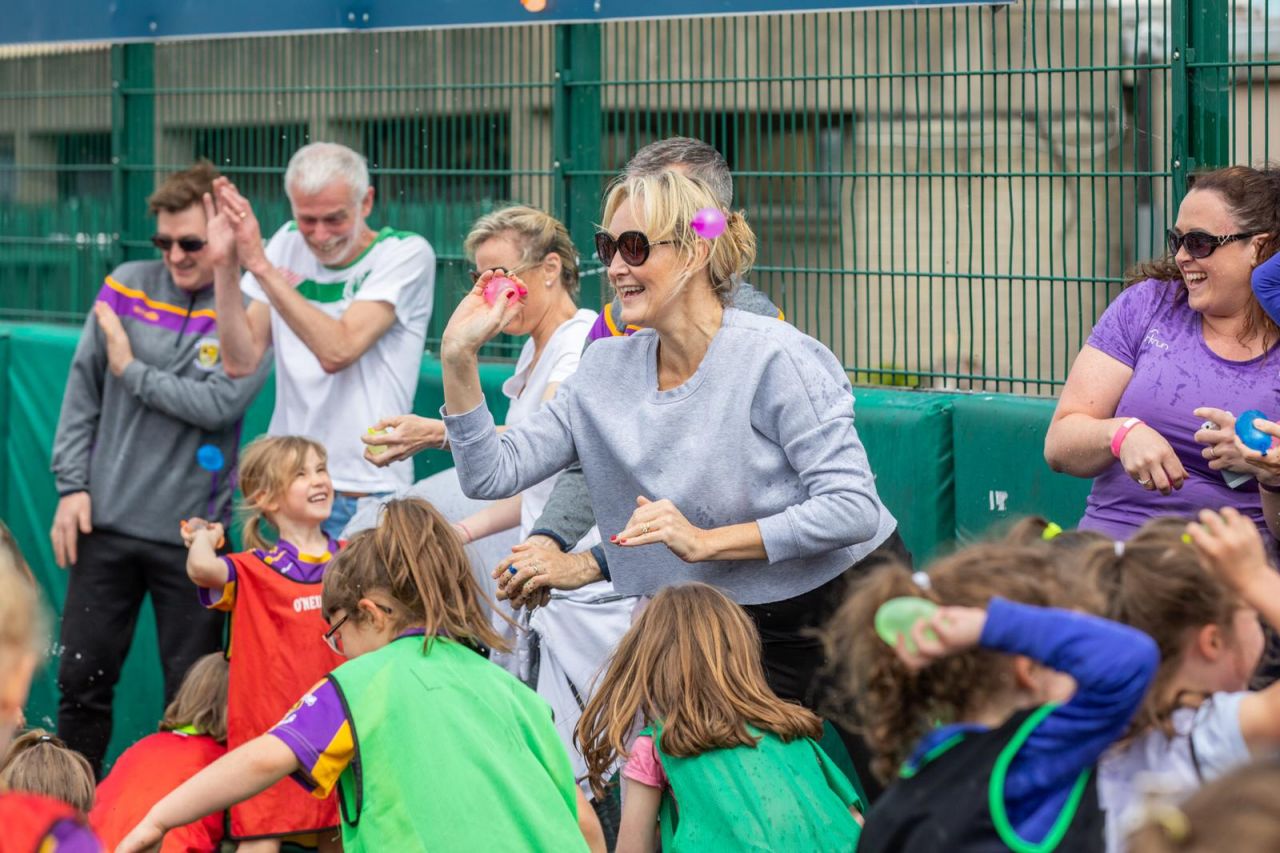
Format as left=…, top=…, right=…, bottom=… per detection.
left=951, top=394, right=1093, bottom=544
left=850, top=388, right=957, bottom=565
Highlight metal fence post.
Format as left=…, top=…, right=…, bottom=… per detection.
left=553, top=23, right=604, bottom=309
left=110, top=43, right=155, bottom=264
left=1170, top=0, right=1232, bottom=209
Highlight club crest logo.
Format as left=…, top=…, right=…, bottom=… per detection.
left=195, top=337, right=221, bottom=370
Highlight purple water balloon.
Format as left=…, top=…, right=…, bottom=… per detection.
left=691, top=207, right=727, bottom=240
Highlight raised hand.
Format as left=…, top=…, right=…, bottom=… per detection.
left=213, top=178, right=269, bottom=274
left=440, top=270, right=524, bottom=360
left=200, top=189, right=238, bottom=269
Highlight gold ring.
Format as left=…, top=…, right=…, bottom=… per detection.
left=641, top=523, right=651, bottom=535
left=238, top=212, right=247, bottom=220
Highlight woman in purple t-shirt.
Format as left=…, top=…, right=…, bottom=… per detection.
left=1046, top=166, right=1280, bottom=539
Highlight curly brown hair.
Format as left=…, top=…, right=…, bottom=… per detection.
left=821, top=543, right=1062, bottom=782
left=1126, top=166, right=1280, bottom=348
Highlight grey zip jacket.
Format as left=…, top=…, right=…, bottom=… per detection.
left=51, top=261, right=271, bottom=546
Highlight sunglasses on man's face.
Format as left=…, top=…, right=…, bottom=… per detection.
left=594, top=231, right=677, bottom=267
left=151, top=235, right=207, bottom=254
left=1166, top=228, right=1257, bottom=260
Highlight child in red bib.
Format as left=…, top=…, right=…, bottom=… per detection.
left=91, top=653, right=229, bottom=851
left=183, top=436, right=344, bottom=851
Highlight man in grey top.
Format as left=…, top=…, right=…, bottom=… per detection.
left=50, top=161, right=271, bottom=775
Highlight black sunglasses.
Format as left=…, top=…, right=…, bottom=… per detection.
left=595, top=231, right=677, bottom=267
left=151, top=235, right=207, bottom=253
left=1166, top=229, right=1257, bottom=260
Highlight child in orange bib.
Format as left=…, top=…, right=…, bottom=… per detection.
left=183, top=436, right=344, bottom=851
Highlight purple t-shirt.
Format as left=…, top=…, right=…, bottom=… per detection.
left=1080, top=278, right=1280, bottom=537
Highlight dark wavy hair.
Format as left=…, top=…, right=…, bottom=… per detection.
left=1126, top=166, right=1280, bottom=348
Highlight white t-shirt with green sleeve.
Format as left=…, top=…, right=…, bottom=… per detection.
left=241, top=223, right=434, bottom=493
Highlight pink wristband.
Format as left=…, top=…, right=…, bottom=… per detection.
left=1110, top=417, right=1143, bottom=458
left=456, top=522, right=473, bottom=544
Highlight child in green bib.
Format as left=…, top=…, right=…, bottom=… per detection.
left=116, top=498, right=607, bottom=853
left=576, top=582, right=864, bottom=852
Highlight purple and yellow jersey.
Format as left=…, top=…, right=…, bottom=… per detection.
left=200, top=536, right=340, bottom=611
left=586, top=301, right=643, bottom=343
left=96, top=275, right=219, bottom=338
left=270, top=678, right=354, bottom=798
left=269, top=628, right=429, bottom=797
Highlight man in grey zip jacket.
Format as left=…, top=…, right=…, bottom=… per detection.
left=49, top=161, right=271, bottom=775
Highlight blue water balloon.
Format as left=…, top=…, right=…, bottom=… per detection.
left=1235, top=409, right=1273, bottom=454
left=196, top=444, right=225, bottom=472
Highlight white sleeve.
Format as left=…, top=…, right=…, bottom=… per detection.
left=353, top=235, right=435, bottom=327
left=545, top=317, right=592, bottom=384
left=546, top=345, right=583, bottom=386
left=1190, top=692, right=1252, bottom=780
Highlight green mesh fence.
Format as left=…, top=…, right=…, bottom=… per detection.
left=0, top=4, right=1276, bottom=388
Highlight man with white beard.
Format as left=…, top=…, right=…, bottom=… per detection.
left=208, top=142, right=437, bottom=535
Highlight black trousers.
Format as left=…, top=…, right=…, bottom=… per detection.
left=742, top=529, right=912, bottom=803
left=56, top=528, right=225, bottom=776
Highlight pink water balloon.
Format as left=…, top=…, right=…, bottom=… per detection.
left=691, top=207, right=727, bottom=239
left=482, top=276, right=527, bottom=305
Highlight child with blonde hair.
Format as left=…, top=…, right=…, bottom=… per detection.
left=0, top=533, right=102, bottom=848
left=91, top=653, right=229, bottom=851
left=825, top=543, right=1158, bottom=852
left=1, top=729, right=96, bottom=813
left=119, top=498, right=604, bottom=852
left=182, top=435, right=344, bottom=849
left=576, top=582, right=863, bottom=852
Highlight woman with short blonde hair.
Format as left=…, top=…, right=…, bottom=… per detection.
left=439, top=169, right=904, bottom=793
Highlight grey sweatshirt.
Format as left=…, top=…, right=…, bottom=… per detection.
left=446, top=307, right=897, bottom=605
left=51, top=261, right=272, bottom=546
left=529, top=280, right=782, bottom=553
